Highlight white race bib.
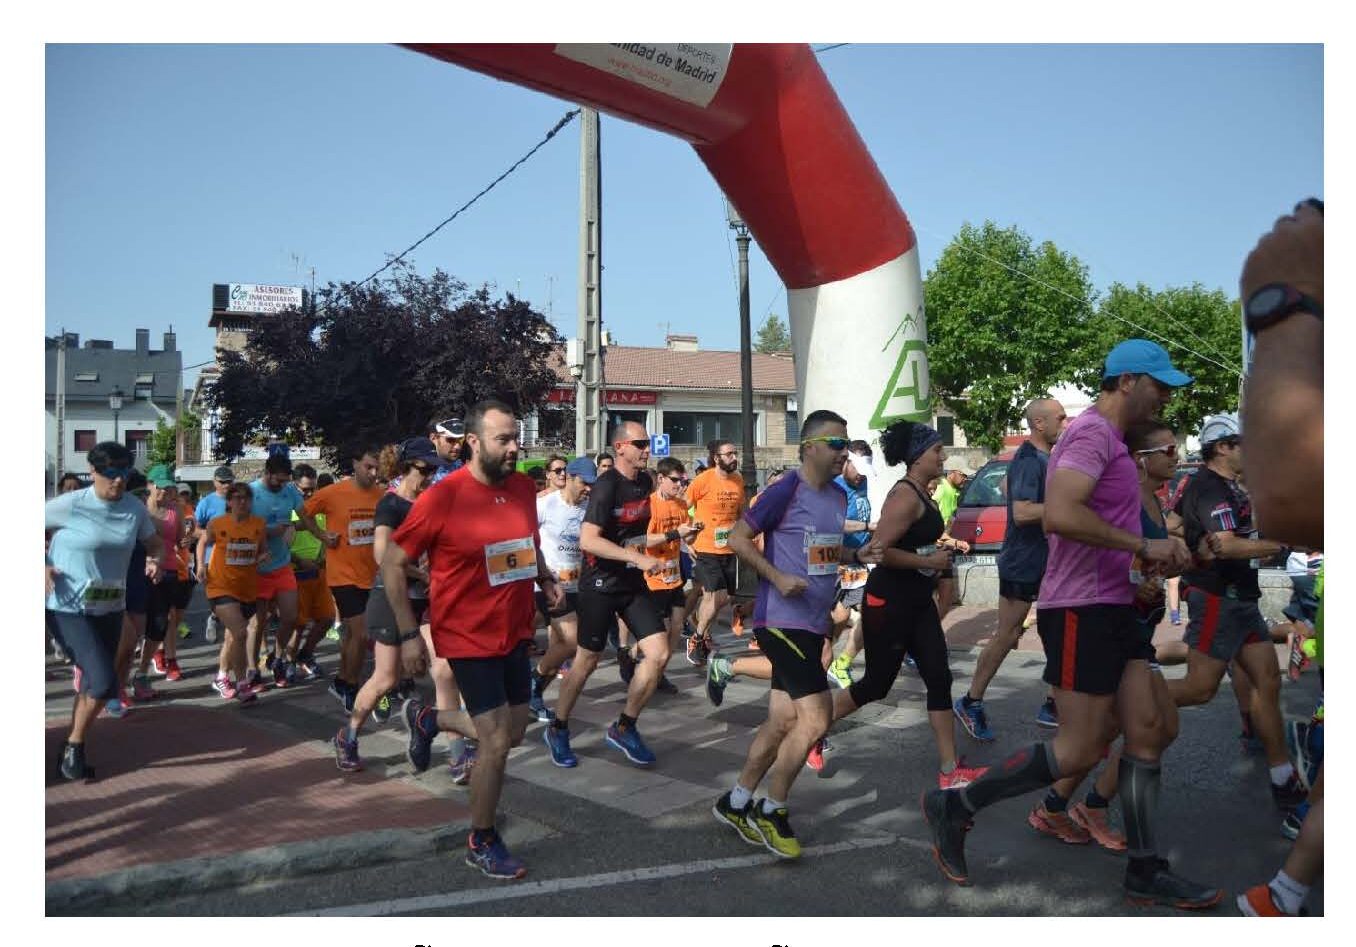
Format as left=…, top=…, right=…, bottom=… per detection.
left=805, top=531, right=840, bottom=576
left=348, top=519, right=375, bottom=547
left=654, top=558, right=681, bottom=587
left=838, top=564, right=869, bottom=589
left=226, top=539, right=257, bottom=567
left=555, top=566, right=581, bottom=593
left=485, top=537, right=537, bottom=587
left=915, top=544, right=939, bottom=578
left=82, top=579, right=126, bottom=616
left=714, top=525, right=733, bottom=549
left=623, top=534, right=647, bottom=569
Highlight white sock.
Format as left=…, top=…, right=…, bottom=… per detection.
left=762, top=796, right=785, bottom=814
left=1270, top=761, right=1296, bottom=786
left=729, top=784, right=752, bottom=809
left=1270, top=869, right=1308, bottom=915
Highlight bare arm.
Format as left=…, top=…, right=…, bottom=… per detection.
left=874, top=483, right=950, bottom=572
left=579, top=521, right=660, bottom=573
left=1045, top=468, right=1189, bottom=570
left=379, top=541, right=429, bottom=677
left=375, top=525, right=426, bottom=584
left=1207, top=532, right=1286, bottom=560
left=1011, top=499, right=1043, bottom=527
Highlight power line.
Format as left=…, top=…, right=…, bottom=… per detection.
left=358, top=108, right=582, bottom=288
left=814, top=44, right=850, bottom=53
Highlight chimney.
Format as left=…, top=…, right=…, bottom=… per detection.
left=163, top=327, right=177, bottom=352
left=135, top=328, right=150, bottom=355
left=665, top=334, right=699, bottom=353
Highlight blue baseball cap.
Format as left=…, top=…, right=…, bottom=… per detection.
left=566, top=457, right=598, bottom=484
left=1102, top=339, right=1193, bottom=387
left=398, top=437, right=440, bottom=466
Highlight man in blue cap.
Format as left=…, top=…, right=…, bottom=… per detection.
left=924, top=339, right=1223, bottom=910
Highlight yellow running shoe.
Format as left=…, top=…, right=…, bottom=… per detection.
left=747, top=800, right=801, bottom=859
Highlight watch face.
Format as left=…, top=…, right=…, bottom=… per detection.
left=1248, top=284, right=1289, bottom=316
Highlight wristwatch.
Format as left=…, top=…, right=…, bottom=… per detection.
left=1244, top=283, right=1322, bottom=335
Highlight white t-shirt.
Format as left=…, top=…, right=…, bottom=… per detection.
left=537, top=490, right=587, bottom=591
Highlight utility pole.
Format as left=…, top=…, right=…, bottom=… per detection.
left=54, top=328, right=66, bottom=495
left=726, top=200, right=757, bottom=492
left=575, top=107, right=606, bottom=456
left=174, top=324, right=185, bottom=474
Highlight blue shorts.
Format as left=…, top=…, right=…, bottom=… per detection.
left=680, top=550, right=693, bottom=583
left=125, top=546, right=149, bottom=615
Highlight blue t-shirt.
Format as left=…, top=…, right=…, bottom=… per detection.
left=250, top=479, right=305, bottom=574
left=997, top=440, right=1050, bottom=583
left=743, top=469, right=847, bottom=636
left=195, top=492, right=228, bottom=563
left=833, top=474, right=872, bottom=550
left=432, top=460, right=462, bottom=484
left=46, top=488, right=155, bottom=614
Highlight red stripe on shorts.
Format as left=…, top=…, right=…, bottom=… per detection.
left=1061, top=610, right=1078, bottom=691
left=1196, top=593, right=1222, bottom=654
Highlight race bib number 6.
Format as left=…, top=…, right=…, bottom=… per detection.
left=805, top=531, right=840, bottom=576
left=485, top=537, right=538, bottom=587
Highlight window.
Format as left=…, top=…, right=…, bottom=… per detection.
left=664, top=411, right=755, bottom=446
left=936, top=416, right=955, bottom=447
left=125, top=430, right=150, bottom=462
left=74, top=430, right=97, bottom=452
left=74, top=372, right=98, bottom=382
left=785, top=411, right=800, bottom=442
left=959, top=461, right=1010, bottom=508
left=607, top=409, right=648, bottom=435
left=134, top=383, right=154, bottom=399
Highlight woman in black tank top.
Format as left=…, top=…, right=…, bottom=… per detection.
left=829, top=420, right=987, bottom=789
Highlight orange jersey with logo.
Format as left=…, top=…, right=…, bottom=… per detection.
left=304, top=479, right=385, bottom=589
left=687, top=468, right=745, bottom=556
left=205, top=514, right=266, bottom=601
left=646, top=492, right=690, bottom=591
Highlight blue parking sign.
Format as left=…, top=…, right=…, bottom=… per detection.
left=649, top=433, right=670, bottom=457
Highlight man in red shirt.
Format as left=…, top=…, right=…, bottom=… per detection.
left=385, top=399, right=563, bottom=881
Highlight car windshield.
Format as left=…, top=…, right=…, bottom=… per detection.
left=959, top=461, right=1009, bottom=507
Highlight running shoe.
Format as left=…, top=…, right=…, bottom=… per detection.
left=937, top=758, right=988, bottom=790
left=297, top=653, right=323, bottom=680
left=235, top=684, right=257, bottom=704
left=656, top=674, right=679, bottom=695
left=1236, top=883, right=1291, bottom=917
left=828, top=652, right=854, bottom=689
left=272, top=658, right=291, bottom=689
left=104, top=695, right=127, bottom=719
left=543, top=724, right=577, bottom=768
left=904, top=654, right=917, bottom=671
left=1287, top=629, right=1309, bottom=682
left=328, top=679, right=350, bottom=708
left=605, top=722, right=656, bottom=766
left=1069, top=802, right=1127, bottom=851
left=747, top=800, right=800, bottom=859
left=682, top=620, right=696, bottom=639
left=1123, top=858, right=1222, bottom=910
left=1280, top=805, right=1306, bottom=841
left=617, top=647, right=636, bottom=685
left=1027, top=804, right=1091, bottom=844
left=204, top=615, right=218, bottom=644
left=706, top=655, right=733, bottom=707
left=528, top=678, right=552, bottom=723
left=399, top=698, right=438, bottom=772
left=244, top=669, right=266, bottom=695
left=131, top=675, right=158, bottom=702
left=177, top=621, right=191, bottom=639
left=1271, top=771, right=1307, bottom=812
left=212, top=675, right=237, bottom=700
left=712, top=791, right=762, bottom=845
left=373, top=692, right=392, bottom=724
left=164, top=659, right=183, bottom=683
left=1035, top=697, right=1059, bottom=728
left=920, top=789, right=970, bottom=885
left=805, top=737, right=826, bottom=772
left=448, top=741, right=478, bottom=784
left=263, top=651, right=276, bottom=674
left=1285, top=720, right=1317, bottom=790
left=396, top=678, right=418, bottom=701
left=332, top=728, right=363, bottom=772
left=953, top=696, right=995, bottom=742
left=59, top=742, right=88, bottom=782
left=465, top=833, right=527, bottom=880
left=685, top=634, right=707, bottom=667
left=556, top=659, right=572, bottom=680
left=152, top=650, right=168, bottom=675
left=325, top=621, right=342, bottom=642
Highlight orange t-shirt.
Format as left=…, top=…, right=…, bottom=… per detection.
left=646, top=491, right=690, bottom=590
left=687, top=468, right=746, bottom=556
left=205, top=514, right=266, bottom=601
left=305, top=479, right=385, bottom=590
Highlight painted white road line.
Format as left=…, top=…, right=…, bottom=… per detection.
left=289, top=834, right=913, bottom=916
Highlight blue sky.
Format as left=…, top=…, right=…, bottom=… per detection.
left=45, top=44, right=1322, bottom=386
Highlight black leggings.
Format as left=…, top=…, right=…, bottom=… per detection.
left=849, top=591, right=953, bottom=712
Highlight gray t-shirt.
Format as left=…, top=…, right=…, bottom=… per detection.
left=996, top=440, right=1050, bottom=583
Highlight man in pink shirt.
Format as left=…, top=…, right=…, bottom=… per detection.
left=923, top=340, right=1222, bottom=910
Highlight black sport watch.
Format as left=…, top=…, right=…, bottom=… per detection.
left=1244, top=282, right=1322, bottom=335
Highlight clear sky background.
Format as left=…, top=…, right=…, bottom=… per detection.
left=45, top=43, right=1322, bottom=387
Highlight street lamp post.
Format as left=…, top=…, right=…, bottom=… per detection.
left=109, top=386, right=124, bottom=442
left=725, top=198, right=757, bottom=495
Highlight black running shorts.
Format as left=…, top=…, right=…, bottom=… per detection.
left=649, top=586, right=687, bottom=616
left=535, top=590, right=579, bottom=618
left=1183, top=589, right=1268, bottom=663
left=330, top=585, right=371, bottom=621
left=450, top=640, right=533, bottom=717
left=1037, top=604, right=1153, bottom=696
left=209, top=596, right=257, bottom=621
left=754, top=626, right=829, bottom=700
left=693, top=553, right=738, bottom=593
left=576, top=587, right=663, bottom=652
left=999, top=578, right=1041, bottom=603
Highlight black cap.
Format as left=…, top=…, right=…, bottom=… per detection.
left=213, top=465, right=235, bottom=482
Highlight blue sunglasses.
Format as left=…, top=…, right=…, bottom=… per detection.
left=95, top=466, right=133, bottom=481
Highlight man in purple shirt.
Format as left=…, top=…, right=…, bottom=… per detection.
left=711, top=409, right=881, bottom=859
left=923, top=339, right=1222, bottom=910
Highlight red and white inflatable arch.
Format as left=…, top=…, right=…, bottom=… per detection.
left=408, top=43, right=929, bottom=500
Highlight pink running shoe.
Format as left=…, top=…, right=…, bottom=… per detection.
left=937, top=758, right=989, bottom=790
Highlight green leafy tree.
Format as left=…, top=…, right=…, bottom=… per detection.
left=924, top=221, right=1101, bottom=450
left=147, top=408, right=201, bottom=468
left=754, top=313, right=792, bottom=354
left=1095, top=283, right=1242, bottom=435
left=204, top=265, right=563, bottom=467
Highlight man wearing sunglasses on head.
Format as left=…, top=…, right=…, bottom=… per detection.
left=544, top=421, right=670, bottom=768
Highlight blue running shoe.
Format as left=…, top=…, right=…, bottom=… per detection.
left=400, top=698, right=438, bottom=772
left=954, top=697, right=995, bottom=742
left=543, top=724, right=577, bottom=767
left=448, top=741, right=478, bottom=785
left=465, top=832, right=527, bottom=880
left=904, top=654, right=918, bottom=671
left=706, top=655, right=733, bottom=707
left=333, top=728, right=363, bottom=772
left=528, top=679, right=552, bottom=723
left=606, top=722, right=656, bottom=766
left=1036, top=697, right=1059, bottom=729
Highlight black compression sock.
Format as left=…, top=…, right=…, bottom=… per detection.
left=532, top=671, right=551, bottom=694
left=1119, top=754, right=1162, bottom=860
left=958, top=742, right=1059, bottom=815
left=1085, top=788, right=1110, bottom=809
left=618, top=712, right=637, bottom=731
left=1043, top=788, right=1068, bottom=812
left=551, top=717, right=568, bottom=730
left=961, top=694, right=979, bottom=707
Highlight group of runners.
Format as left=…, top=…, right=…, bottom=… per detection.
left=44, top=201, right=1323, bottom=912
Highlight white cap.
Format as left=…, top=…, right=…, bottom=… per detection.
left=1198, top=412, right=1241, bottom=447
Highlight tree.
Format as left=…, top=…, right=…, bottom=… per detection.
left=204, top=265, right=563, bottom=467
left=924, top=221, right=1101, bottom=450
left=1095, top=282, right=1242, bottom=436
left=147, top=408, right=201, bottom=468
left=754, top=313, right=792, bottom=353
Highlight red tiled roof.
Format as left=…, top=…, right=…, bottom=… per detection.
left=548, top=344, right=796, bottom=393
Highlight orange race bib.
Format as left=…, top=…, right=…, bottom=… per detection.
left=555, top=566, right=580, bottom=593
left=485, top=537, right=537, bottom=587
left=805, top=531, right=840, bottom=576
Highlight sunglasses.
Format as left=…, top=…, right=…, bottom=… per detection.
left=548, top=466, right=567, bottom=475
left=436, top=418, right=466, bottom=438
left=717, top=451, right=737, bottom=459
left=1134, top=444, right=1178, bottom=458
left=663, top=474, right=684, bottom=484
left=626, top=439, right=651, bottom=450
left=95, top=466, right=133, bottom=481
left=801, top=435, right=849, bottom=451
